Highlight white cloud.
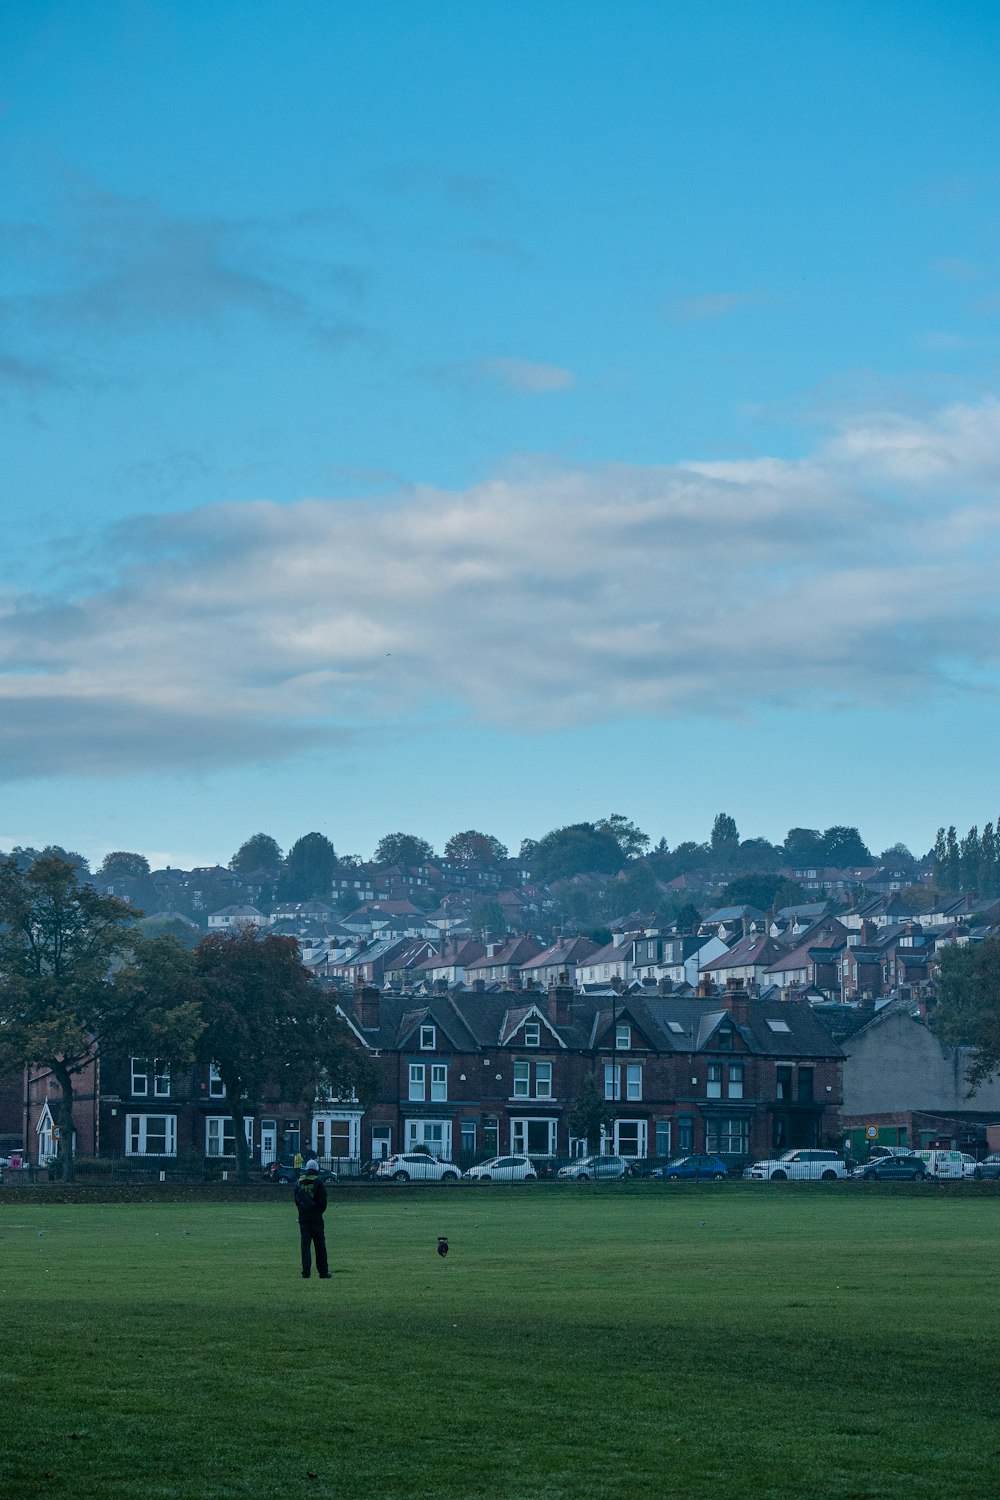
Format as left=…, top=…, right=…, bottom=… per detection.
left=3, top=397, right=1000, bottom=780
left=668, top=291, right=765, bottom=321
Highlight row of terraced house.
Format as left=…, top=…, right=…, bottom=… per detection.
left=16, top=979, right=844, bottom=1172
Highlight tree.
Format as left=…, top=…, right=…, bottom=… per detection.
left=229, top=833, right=283, bottom=874
left=710, top=813, right=740, bottom=864
left=673, top=903, right=702, bottom=935
left=819, top=826, right=872, bottom=867
left=594, top=815, right=650, bottom=861
left=566, top=1073, right=615, bottom=1153
left=880, top=842, right=915, bottom=864
left=279, top=833, right=337, bottom=901
left=98, top=851, right=151, bottom=880
left=192, top=928, right=378, bottom=1183
left=527, top=823, right=624, bottom=883
left=5, top=845, right=90, bottom=875
left=470, top=897, right=508, bottom=940
left=721, top=874, right=804, bottom=912
left=372, top=833, right=435, bottom=867
left=933, top=937, right=1000, bottom=1089
left=783, top=828, right=823, bottom=864
left=443, top=830, right=509, bottom=864
left=0, top=856, right=203, bottom=1180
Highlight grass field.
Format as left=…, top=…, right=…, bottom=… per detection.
left=3, top=1183, right=1000, bottom=1500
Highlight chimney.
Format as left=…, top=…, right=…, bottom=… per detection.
left=725, top=975, right=750, bottom=1024
left=696, top=977, right=717, bottom=998
left=434, top=978, right=449, bottom=994
left=473, top=978, right=486, bottom=994
left=657, top=976, right=673, bottom=995
left=548, top=971, right=574, bottom=1025
left=356, top=981, right=381, bottom=1030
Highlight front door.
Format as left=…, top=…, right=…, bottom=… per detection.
left=260, top=1119, right=277, bottom=1166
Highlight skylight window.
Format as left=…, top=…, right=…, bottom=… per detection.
left=766, top=1019, right=791, bottom=1033
left=667, top=1021, right=685, bottom=1034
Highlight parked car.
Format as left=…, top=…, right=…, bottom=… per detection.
left=960, top=1153, right=979, bottom=1180
left=852, top=1156, right=929, bottom=1182
left=974, top=1154, right=1000, bottom=1181
left=375, top=1153, right=461, bottom=1183
left=464, top=1155, right=538, bottom=1182
left=914, top=1150, right=965, bottom=1181
left=744, top=1149, right=849, bottom=1182
left=264, top=1160, right=338, bottom=1185
left=650, top=1154, right=729, bottom=1181
left=557, top=1154, right=633, bottom=1181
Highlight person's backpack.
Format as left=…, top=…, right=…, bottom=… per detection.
left=295, top=1174, right=319, bottom=1212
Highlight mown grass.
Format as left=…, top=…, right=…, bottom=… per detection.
left=2, top=1183, right=999, bottom=1499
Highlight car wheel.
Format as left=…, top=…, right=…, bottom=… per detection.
left=770, top=1169, right=788, bottom=1181
left=713, top=1172, right=727, bottom=1181
left=392, top=1170, right=410, bottom=1183
left=479, top=1173, right=492, bottom=1182
left=577, top=1171, right=590, bottom=1181
left=526, top=1172, right=537, bottom=1181
left=667, top=1172, right=681, bottom=1181
left=821, top=1170, right=837, bottom=1181
left=441, top=1171, right=459, bottom=1181
left=975, top=1167, right=984, bottom=1181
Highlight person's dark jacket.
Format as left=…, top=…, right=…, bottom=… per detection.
left=294, top=1170, right=327, bottom=1221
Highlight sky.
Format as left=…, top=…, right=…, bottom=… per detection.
left=3, top=0, right=1000, bottom=871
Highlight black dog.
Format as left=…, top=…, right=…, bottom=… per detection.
left=437, top=1236, right=449, bottom=1258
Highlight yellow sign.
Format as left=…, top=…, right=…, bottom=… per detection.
left=865, top=1124, right=878, bottom=1140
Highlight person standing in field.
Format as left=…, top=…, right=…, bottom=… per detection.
left=295, top=1159, right=330, bottom=1279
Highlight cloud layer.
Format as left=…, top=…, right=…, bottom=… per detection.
left=3, top=398, right=1000, bottom=780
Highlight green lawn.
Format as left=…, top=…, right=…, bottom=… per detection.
left=3, top=1184, right=999, bottom=1499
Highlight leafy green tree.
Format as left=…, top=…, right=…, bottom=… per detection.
left=0, top=856, right=203, bottom=1180
left=594, top=814, right=650, bottom=861
left=721, top=874, right=804, bottom=911
left=603, top=863, right=658, bottom=922
left=933, top=827, right=948, bottom=889
left=229, top=833, right=283, bottom=874
left=783, top=828, right=823, bottom=864
left=710, top=813, right=740, bottom=864
left=673, top=903, right=702, bottom=935
left=528, top=823, right=624, bottom=883
left=819, top=827, right=872, bottom=866
left=373, top=833, right=435, bottom=867
left=192, top=928, right=378, bottom=1182
left=5, top=845, right=90, bottom=876
left=98, top=851, right=151, bottom=880
left=736, top=837, right=782, bottom=872
left=470, top=897, right=509, bottom=940
left=443, top=830, right=508, bottom=864
left=880, top=842, right=915, bottom=864
left=566, top=1073, right=615, bottom=1152
left=279, top=832, right=337, bottom=901
left=945, top=826, right=961, bottom=892
left=960, top=826, right=982, bottom=893
left=933, top=937, right=1000, bottom=1089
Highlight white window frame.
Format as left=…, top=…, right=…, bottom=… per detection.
left=626, top=1063, right=642, bottom=1102
left=535, top=1061, right=553, bottom=1099
left=613, top=1119, right=648, bottom=1158
left=126, top=1113, right=177, bottom=1157
left=430, top=1063, right=448, bottom=1102
left=153, top=1061, right=170, bottom=1098
left=707, top=1062, right=723, bottom=1099
left=604, top=1062, right=622, bottom=1101
left=131, top=1058, right=148, bottom=1097
left=510, top=1118, right=557, bottom=1156
left=523, top=1022, right=541, bottom=1047
left=513, top=1061, right=531, bottom=1099
left=404, top=1119, right=452, bottom=1157
left=208, top=1063, right=226, bottom=1099
left=312, top=1111, right=362, bottom=1161
left=420, top=1025, right=436, bottom=1050
left=615, top=1023, right=632, bottom=1050
left=408, top=1063, right=426, bottom=1101
left=205, top=1116, right=253, bottom=1157
left=728, top=1063, right=744, bottom=1100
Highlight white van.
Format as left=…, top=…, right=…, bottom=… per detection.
left=915, top=1150, right=964, bottom=1180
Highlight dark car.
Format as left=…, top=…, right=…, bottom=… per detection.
left=264, top=1160, right=338, bottom=1185
left=974, top=1154, right=1000, bottom=1181
left=852, top=1156, right=928, bottom=1182
left=651, top=1154, right=729, bottom=1181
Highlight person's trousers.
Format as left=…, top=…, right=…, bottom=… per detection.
left=299, top=1218, right=329, bottom=1277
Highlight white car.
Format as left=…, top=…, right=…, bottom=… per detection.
left=744, top=1149, right=849, bottom=1182
left=375, top=1153, right=461, bottom=1183
left=463, top=1155, right=538, bottom=1183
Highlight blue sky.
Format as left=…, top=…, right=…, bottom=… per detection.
left=3, top=1, right=1000, bottom=869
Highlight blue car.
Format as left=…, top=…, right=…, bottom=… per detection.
left=652, top=1154, right=729, bottom=1181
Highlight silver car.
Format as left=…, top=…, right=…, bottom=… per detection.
left=463, top=1155, right=538, bottom=1182
left=557, top=1154, right=632, bottom=1181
